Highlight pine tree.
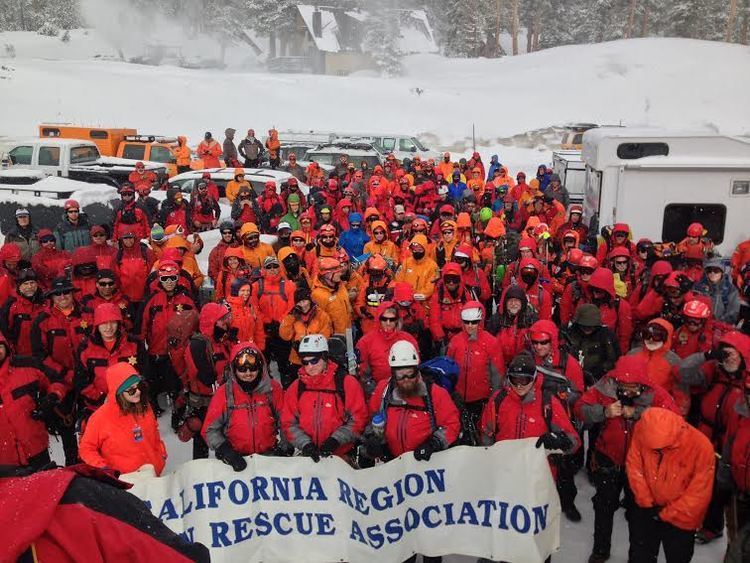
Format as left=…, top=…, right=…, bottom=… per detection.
left=443, top=0, right=484, bottom=56
left=363, top=0, right=403, bottom=76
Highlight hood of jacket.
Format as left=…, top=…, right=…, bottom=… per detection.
left=199, top=303, right=229, bottom=339
left=638, top=407, right=688, bottom=450
left=589, top=267, right=616, bottom=299
left=649, top=318, right=675, bottom=352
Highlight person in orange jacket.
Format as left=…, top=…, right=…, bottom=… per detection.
left=79, top=363, right=167, bottom=476
left=127, top=161, right=157, bottom=192
left=239, top=222, right=275, bottom=269
left=354, top=253, right=393, bottom=334
left=626, top=407, right=714, bottom=562
left=265, top=128, right=281, bottom=169
left=311, top=257, right=352, bottom=336
left=363, top=220, right=400, bottom=267
left=226, top=278, right=266, bottom=348
left=225, top=168, right=250, bottom=204
left=174, top=136, right=192, bottom=174
left=213, top=246, right=248, bottom=301
left=197, top=132, right=222, bottom=169
left=731, top=238, right=750, bottom=285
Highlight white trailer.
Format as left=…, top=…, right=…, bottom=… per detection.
left=552, top=149, right=586, bottom=204
left=581, top=128, right=750, bottom=255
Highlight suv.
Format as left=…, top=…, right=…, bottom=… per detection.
left=305, top=141, right=383, bottom=169
left=336, top=133, right=440, bottom=161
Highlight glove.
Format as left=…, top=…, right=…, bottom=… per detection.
left=363, top=434, right=388, bottom=459
left=320, top=437, right=340, bottom=457
left=37, top=393, right=60, bottom=414
left=414, top=436, right=441, bottom=462
left=216, top=442, right=247, bottom=472
left=301, top=442, right=321, bottom=462
left=704, top=349, right=722, bottom=361
left=645, top=505, right=662, bottom=521
left=271, top=440, right=295, bottom=457
left=535, top=432, right=573, bottom=452
left=363, top=377, right=378, bottom=396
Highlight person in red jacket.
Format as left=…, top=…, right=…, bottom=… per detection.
left=678, top=330, right=750, bottom=543
left=634, top=269, right=694, bottom=328
left=197, top=132, right=222, bottom=168
left=281, top=334, right=367, bottom=462
left=31, top=229, right=70, bottom=291
left=528, top=318, right=585, bottom=520
left=514, top=256, right=553, bottom=320
left=672, top=298, right=717, bottom=359
left=80, top=269, right=135, bottom=331
left=226, top=278, right=266, bottom=349
left=257, top=180, right=286, bottom=233
left=479, top=351, right=580, bottom=470
left=75, top=303, right=146, bottom=421
left=0, top=464, right=210, bottom=562
left=356, top=301, right=419, bottom=396
left=79, top=362, right=167, bottom=476
left=138, top=260, right=197, bottom=416
left=447, top=301, right=504, bottom=437
left=487, top=285, right=539, bottom=363
left=596, top=223, right=636, bottom=265
left=87, top=225, right=117, bottom=267
left=365, top=339, right=460, bottom=463
left=0, top=333, right=65, bottom=469
left=189, top=181, right=220, bottom=232
left=453, top=243, right=491, bottom=303
left=252, top=255, right=296, bottom=384
left=208, top=221, right=237, bottom=285
left=354, top=253, right=393, bottom=334
left=0, top=242, right=22, bottom=305
left=182, top=303, right=234, bottom=459
left=114, top=231, right=153, bottom=307
left=428, top=262, right=471, bottom=347
left=559, top=254, right=598, bottom=325
left=202, top=343, right=285, bottom=471
left=113, top=184, right=150, bottom=241
left=0, top=268, right=45, bottom=356
left=31, top=277, right=88, bottom=465
left=127, top=161, right=157, bottom=192
left=629, top=258, right=672, bottom=311
left=576, top=355, right=679, bottom=563
left=587, top=267, right=633, bottom=352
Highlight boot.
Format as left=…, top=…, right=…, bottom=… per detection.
left=587, top=551, right=609, bottom=563
left=562, top=502, right=582, bottom=522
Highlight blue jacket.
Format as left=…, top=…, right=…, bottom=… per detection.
left=447, top=181, right=467, bottom=203
left=339, top=212, right=369, bottom=258
left=486, top=155, right=501, bottom=181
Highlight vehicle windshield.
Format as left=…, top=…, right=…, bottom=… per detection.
left=70, top=145, right=100, bottom=164
left=305, top=153, right=335, bottom=166
left=412, top=137, right=428, bottom=151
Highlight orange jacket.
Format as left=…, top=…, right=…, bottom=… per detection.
left=265, top=129, right=280, bottom=159
left=175, top=136, right=191, bottom=167
left=163, top=237, right=204, bottom=288
left=731, top=239, right=750, bottom=283
left=394, top=253, right=439, bottom=301
left=626, top=407, right=714, bottom=531
left=197, top=139, right=222, bottom=168
left=79, top=363, right=166, bottom=476
left=311, top=277, right=352, bottom=335
left=226, top=179, right=251, bottom=204
left=279, top=306, right=333, bottom=365
left=238, top=223, right=276, bottom=269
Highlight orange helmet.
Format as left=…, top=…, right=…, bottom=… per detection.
left=318, top=257, right=341, bottom=273
left=318, top=224, right=336, bottom=237
left=367, top=254, right=388, bottom=271
left=686, top=222, right=703, bottom=237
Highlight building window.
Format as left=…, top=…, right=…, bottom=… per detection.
left=662, top=203, right=726, bottom=244
left=616, top=142, right=669, bottom=159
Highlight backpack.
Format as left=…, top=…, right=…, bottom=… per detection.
left=256, top=277, right=288, bottom=302
left=297, top=369, right=347, bottom=404
left=119, top=206, right=139, bottom=225
left=378, top=378, right=437, bottom=432
left=419, top=356, right=459, bottom=394
left=225, top=378, right=279, bottom=424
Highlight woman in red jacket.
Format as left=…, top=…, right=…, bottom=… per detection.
left=202, top=343, right=284, bottom=471
left=114, top=231, right=154, bottom=307
left=79, top=362, right=167, bottom=476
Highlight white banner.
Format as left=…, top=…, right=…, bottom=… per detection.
left=123, top=439, right=560, bottom=563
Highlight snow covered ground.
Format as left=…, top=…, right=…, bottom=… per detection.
left=10, top=28, right=743, bottom=561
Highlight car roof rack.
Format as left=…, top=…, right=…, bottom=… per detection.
left=124, top=135, right=178, bottom=144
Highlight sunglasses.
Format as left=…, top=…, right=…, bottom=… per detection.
left=122, top=234, right=135, bottom=239
left=291, top=238, right=306, bottom=244
left=235, top=364, right=259, bottom=373
left=531, top=339, right=551, bottom=346
left=579, top=268, right=595, bottom=276
left=643, top=327, right=667, bottom=342
left=706, top=268, right=723, bottom=275
left=366, top=216, right=379, bottom=222
left=380, top=316, right=397, bottom=323
left=614, top=232, right=627, bottom=237
left=41, top=238, right=56, bottom=244
left=373, top=230, right=386, bottom=236
left=92, top=233, right=106, bottom=238
left=509, top=374, right=535, bottom=387
left=53, top=290, right=73, bottom=296
left=301, top=356, right=322, bottom=366
left=221, top=230, right=234, bottom=235
left=66, top=209, right=80, bottom=214
left=463, top=319, right=480, bottom=325
left=444, top=276, right=460, bottom=284
left=350, top=223, right=361, bottom=228
left=394, top=371, right=418, bottom=381
left=97, top=280, right=115, bottom=287
left=265, top=264, right=279, bottom=270
left=245, top=236, right=260, bottom=241
left=320, top=235, right=335, bottom=240
left=442, top=230, right=454, bottom=235
left=685, top=318, right=704, bottom=326
left=614, top=260, right=629, bottom=265
left=160, top=275, right=178, bottom=282
left=123, top=383, right=142, bottom=396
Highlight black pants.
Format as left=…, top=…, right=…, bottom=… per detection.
left=556, top=452, right=579, bottom=511
left=147, top=355, right=180, bottom=412
left=27, top=449, right=52, bottom=471
left=243, top=158, right=261, bottom=168
left=266, top=331, right=292, bottom=387
left=701, top=468, right=731, bottom=533
left=628, top=505, right=695, bottom=563
left=48, top=393, right=78, bottom=466
left=193, top=433, right=209, bottom=460
left=591, top=452, right=631, bottom=556
left=268, top=156, right=280, bottom=169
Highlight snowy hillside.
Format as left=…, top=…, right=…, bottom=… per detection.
left=0, top=32, right=749, bottom=156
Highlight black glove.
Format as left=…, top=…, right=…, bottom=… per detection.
left=414, top=436, right=441, bottom=462
left=320, top=437, right=340, bottom=457
left=704, top=349, right=721, bottom=361
left=37, top=393, right=60, bottom=414
left=363, top=434, right=388, bottom=459
left=535, top=432, right=573, bottom=452
left=302, top=442, right=321, bottom=462
left=645, top=505, right=662, bottom=521
left=271, top=440, right=295, bottom=457
left=216, top=442, right=247, bottom=472
left=363, top=377, right=377, bottom=396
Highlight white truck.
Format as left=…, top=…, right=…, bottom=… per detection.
left=552, top=149, right=586, bottom=204
left=581, top=128, right=750, bottom=256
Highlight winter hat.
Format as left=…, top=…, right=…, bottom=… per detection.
left=15, top=208, right=30, bottom=218
left=393, top=204, right=405, bottom=214
left=277, top=222, right=292, bottom=233
left=96, top=269, right=117, bottom=282
left=16, top=268, right=37, bottom=285
left=393, top=281, right=414, bottom=303
left=94, top=302, right=123, bottom=326
left=37, top=229, right=55, bottom=243
left=151, top=224, right=165, bottom=242
left=287, top=193, right=300, bottom=204
left=507, top=352, right=537, bottom=378
left=573, top=304, right=602, bottom=327
left=612, top=355, right=650, bottom=385
left=294, top=287, right=312, bottom=303
left=263, top=256, right=280, bottom=268
left=504, top=285, right=527, bottom=304
left=46, top=277, right=77, bottom=297
left=90, top=225, right=106, bottom=237
left=115, top=373, right=142, bottom=397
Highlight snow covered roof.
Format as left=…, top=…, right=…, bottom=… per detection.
left=296, top=6, right=438, bottom=55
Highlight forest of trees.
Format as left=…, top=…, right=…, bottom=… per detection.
left=0, top=0, right=747, bottom=58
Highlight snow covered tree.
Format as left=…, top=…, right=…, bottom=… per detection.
left=442, top=0, right=484, bottom=56
left=363, top=0, right=404, bottom=76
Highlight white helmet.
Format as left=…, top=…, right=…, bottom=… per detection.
left=389, top=340, right=420, bottom=368
left=298, top=334, right=328, bottom=355
left=461, top=301, right=483, bottom=322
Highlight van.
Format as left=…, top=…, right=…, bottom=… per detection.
left=39, top=125, right=136, bottom=157
left=581, top=128, right=750, bottom=255
left=552, top=150, right=586, bottom=204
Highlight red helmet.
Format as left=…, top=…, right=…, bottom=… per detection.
left=686, top=222, right=703, bottom=237
left=64, top=199, right=79, bottom=211
left=158, top=260, right=180, bottom=276
left=264, top=180, right=276, bottom=191
left=683, top=299, right=711, bottom=319
left=607, top=246, right=631, bottom=260
left=367, top=254, right=388, bottom=271
left=567, top=248, right=583, bottom=266
left=579, top=255, right=598, bottom=270
left=287, top=177, right=298, bottom=186
left=318, top=224, right=336, bottom=237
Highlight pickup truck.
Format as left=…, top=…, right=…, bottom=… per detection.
left=0, top=138, right=167, bottom=187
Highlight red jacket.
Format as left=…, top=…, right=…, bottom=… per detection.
left=559, top=279, right=591, bottom=326
left=368, top=378, right=461, bottom=456
left=208, top=240, right=233, bottom=284
left=577, top=373, right=678, bottom=466
left=428, top=263, right=472, bottom=341
left=461, top=265, right=491, bottom=303
left=80, top=291, right=135, bottom=332
left=357, top=326, right=418, bottom=384
left=79, top=364, right=167, bottom=475
left=447, top=329, right=505, bottom=403
left=31, top=246, right=70, bottom=290
left=0, top=292, right=46, bottom=355
left=281, top=361, right=368, bottom=455
left=75, top=332, right=144, bottom=413
left=202, top=346, right=283, bottom=456
left=31, top=304, right=88, bottom=375
left=127, top=169, right=157, bottom=191
left=725, top=400, right=750, bottom=493
left=226, top=295, right=266, bottom=349
left=0, top=353, right=62, bottom=466
left=113, top=201, right=150, bottom=241
left=115, top=243, right=154, bottom=304
left=139, top=288, right=197, bottom=356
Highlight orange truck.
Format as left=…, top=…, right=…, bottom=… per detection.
left=38, top=124, right=207, bottom=177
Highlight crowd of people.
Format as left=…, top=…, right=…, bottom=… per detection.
left=1, top=140, right=750, bottom=563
